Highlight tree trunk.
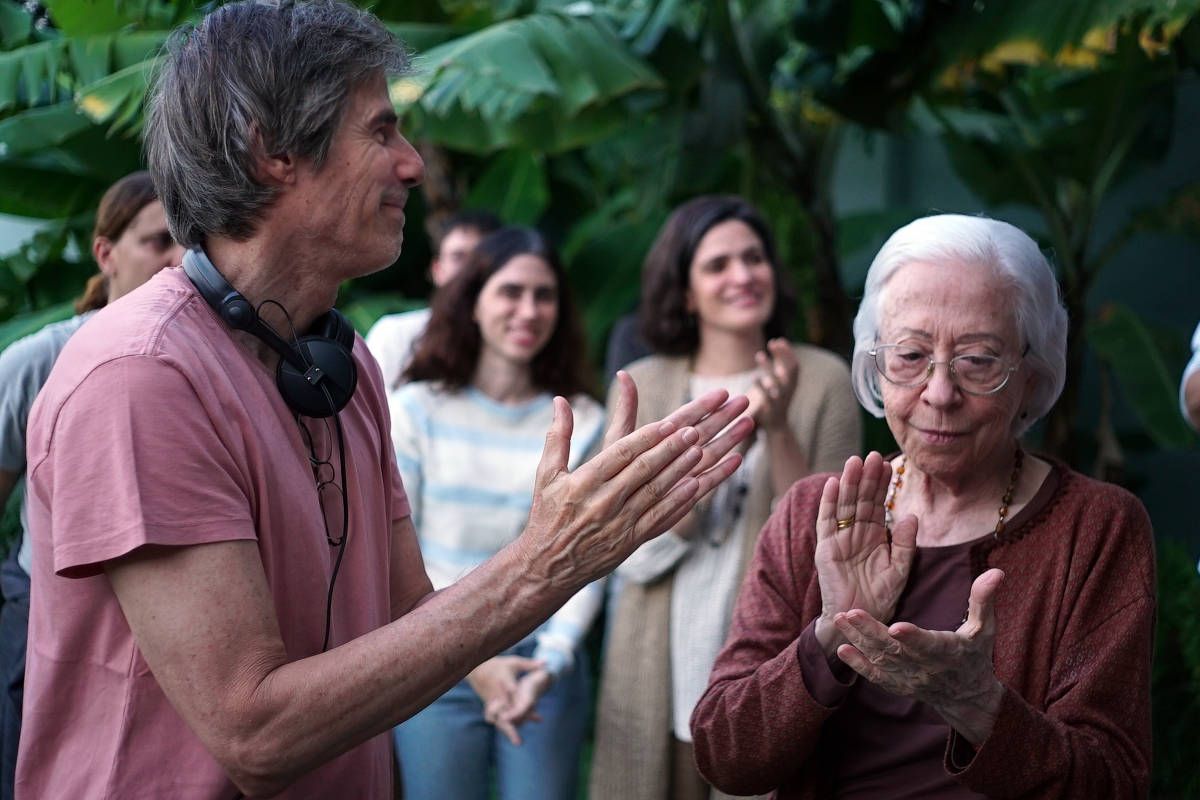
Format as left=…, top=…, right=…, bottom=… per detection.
left=792, top=151, right=854, bottom=358
left=805, top=200, right=854, bottom=357
left=415, top=141, right=463, bottom=242
left=1044, top=271, right=1087, bottom=465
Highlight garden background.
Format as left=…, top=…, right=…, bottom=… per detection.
left=1, top=0, right=1199, bottom=793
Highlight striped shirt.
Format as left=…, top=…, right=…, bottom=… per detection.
left=389, top=382, right=606, bottom=676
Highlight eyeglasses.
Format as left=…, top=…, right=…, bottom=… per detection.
left=298, top=417, right=347, bottom=547
left=870, top=344, right=1026, bottom=395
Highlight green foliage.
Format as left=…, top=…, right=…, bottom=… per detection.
left=339, top=292, right=426, bottom=337
left=465, top=150, right=549, bottom=224
left=0, top=217, right=94, bottom=322
left=0, top=2, right=33, bottom=50
left=1153, top=539, right=1200, bottom=797
left=1088, top=303, right=1196, bottom=450
left=0, top=300, right=75, bottom=351
left=395, top=9, right=663, bottom=153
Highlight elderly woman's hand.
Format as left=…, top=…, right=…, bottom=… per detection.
left=812, top=452, right=918, bottom=658
left=746, top=338, right=799, bottom=431
left=833, top=568, right=1007, bottom=745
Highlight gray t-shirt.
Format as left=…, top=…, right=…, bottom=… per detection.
left=0, top=312, right=94, bottom=573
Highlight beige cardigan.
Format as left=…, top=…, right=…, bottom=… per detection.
left=590, top=345, right=862, bottom=800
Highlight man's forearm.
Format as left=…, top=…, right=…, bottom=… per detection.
left=109, top=539, right=574, bottom=798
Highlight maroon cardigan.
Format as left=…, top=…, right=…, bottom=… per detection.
left=691, top=461, right=1155, bottom=798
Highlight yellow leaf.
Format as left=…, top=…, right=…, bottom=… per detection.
left=389, top=77, right=426, bottom=106
left=76, top=92, right=113, bottom=121
left=1054, top=45, right=1099, bottom=69
left=979, top=39, right=1048, bottom=72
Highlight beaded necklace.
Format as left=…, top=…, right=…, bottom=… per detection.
left=885, top=448, right=1024, bottom=541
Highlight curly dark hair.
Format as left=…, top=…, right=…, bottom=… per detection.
left=404, top=227, right=594, bottom=398
left=639, top=195, right=797, bottom=355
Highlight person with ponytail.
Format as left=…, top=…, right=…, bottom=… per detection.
left=0, top=170, right=182, bottom=800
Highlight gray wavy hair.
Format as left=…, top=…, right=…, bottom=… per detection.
left=145, top=0, right=409, bottom=248
left=850, top=214, right=1068, bottom=437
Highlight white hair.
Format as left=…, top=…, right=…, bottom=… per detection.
left=850, top=214, right=1067, bottom=436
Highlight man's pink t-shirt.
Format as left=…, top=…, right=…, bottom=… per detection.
left=16, top=267, right=410, bottom=799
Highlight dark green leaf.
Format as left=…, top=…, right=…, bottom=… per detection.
left=0, top=101, right=95, bottom=157
left=385, top=22, right=468, bottom=53
left=67, top=35, right=112, bottom=87
left=76, top=60, right=153, bottom=133
left=464, top=149, right=548, bottom=225
left=0, top=300, right=76, bottom=351
left=0, top=40, right=68, bottom=111
left=1087, top=303, right=1196, bottom=450
left=111, top=31, right=167, bottom=69
left=0, top=2, right=33, bottom=50
left=44, top=0, right=135, bottom=36
left=0, top=162, right=107, bottom=217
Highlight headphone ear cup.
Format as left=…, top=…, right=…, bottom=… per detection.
left=315, top=309, right=356, bottom=351
left=276, top=336, right=358, bottom=418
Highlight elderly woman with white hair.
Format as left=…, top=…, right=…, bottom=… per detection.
left=690, top=214, right=1154, bottom=798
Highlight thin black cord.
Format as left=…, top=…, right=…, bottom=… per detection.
left=319, top=384, right=350, bottom=653
left=231, top=303, right=351, bottom=800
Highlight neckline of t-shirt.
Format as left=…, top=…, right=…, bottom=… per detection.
left=465, top=386, right=553, bottom=418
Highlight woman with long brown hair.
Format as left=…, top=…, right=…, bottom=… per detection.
left=0, top=170, right=181, bottom=800
left=591, top=195, right=861, bottom=800
left=390, top=226, right=604, bottom=800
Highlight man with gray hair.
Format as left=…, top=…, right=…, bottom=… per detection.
left=15, top=1, right=751, bottom=798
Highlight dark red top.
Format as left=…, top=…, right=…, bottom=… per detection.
left=691, top=461, right=1154, bottom=800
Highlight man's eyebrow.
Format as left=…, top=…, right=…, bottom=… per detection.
left=370, top=109, right=399, bottom=128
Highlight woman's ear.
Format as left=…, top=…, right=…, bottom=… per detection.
left=93, top=236, right=116, bottom=277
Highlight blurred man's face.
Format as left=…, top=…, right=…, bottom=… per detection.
left=429, top=226, right=484, bottom=287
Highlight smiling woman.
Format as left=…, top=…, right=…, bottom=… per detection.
left=591, top=195, right=861, bottom=800
left=389, top=227, right=603, bottom=800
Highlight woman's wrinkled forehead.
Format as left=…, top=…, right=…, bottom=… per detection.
left=877, top=259, right=1019, bottom=342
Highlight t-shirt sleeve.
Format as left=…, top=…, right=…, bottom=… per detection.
left=1180, top=320, right=1200, bottom=430
left=388, top=385, right=425, bottom=527
left=0, top=333, right=56, bottom=473
left=29, top=355, right=257, bottom=578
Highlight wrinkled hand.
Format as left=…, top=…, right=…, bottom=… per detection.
left=834, top=569, right=1007, bottom=745
left=745, top=338, right=799, bottom=431
left=813, top=453, right=917, bottom=657
left=517, top=371, right=752, bottom=590
left=466, top=655, right=544, bottom=746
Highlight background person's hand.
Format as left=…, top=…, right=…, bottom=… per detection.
left=812, top=452, right=917, bottom=657
left=833, top=568, right=1007, bottom=745
left=746, top=338, right=799, bottom=432
left=516, top=374, right=752, bottom=591
left=492, top=667, right=553, bottom=745
left=466, top=655, right=544, bottom=746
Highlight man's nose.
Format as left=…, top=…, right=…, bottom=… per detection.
left=393, top=133, right=425, bottom=188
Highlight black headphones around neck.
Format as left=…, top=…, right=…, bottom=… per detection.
left=182, top=247, right=358, bottom=418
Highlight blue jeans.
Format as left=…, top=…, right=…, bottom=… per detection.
left=394, top=641, right=589, bottom=800
left=0, top=543, right=29, bottom=800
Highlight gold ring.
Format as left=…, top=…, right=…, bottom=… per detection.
left=835, top=516, right=855, bottom=530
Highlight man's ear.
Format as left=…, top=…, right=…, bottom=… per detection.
left=250, top=125, right=297, bottom=185
left=256, top=151, right=296, bottom=185
left=93, top=236, right=116, bottom=277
